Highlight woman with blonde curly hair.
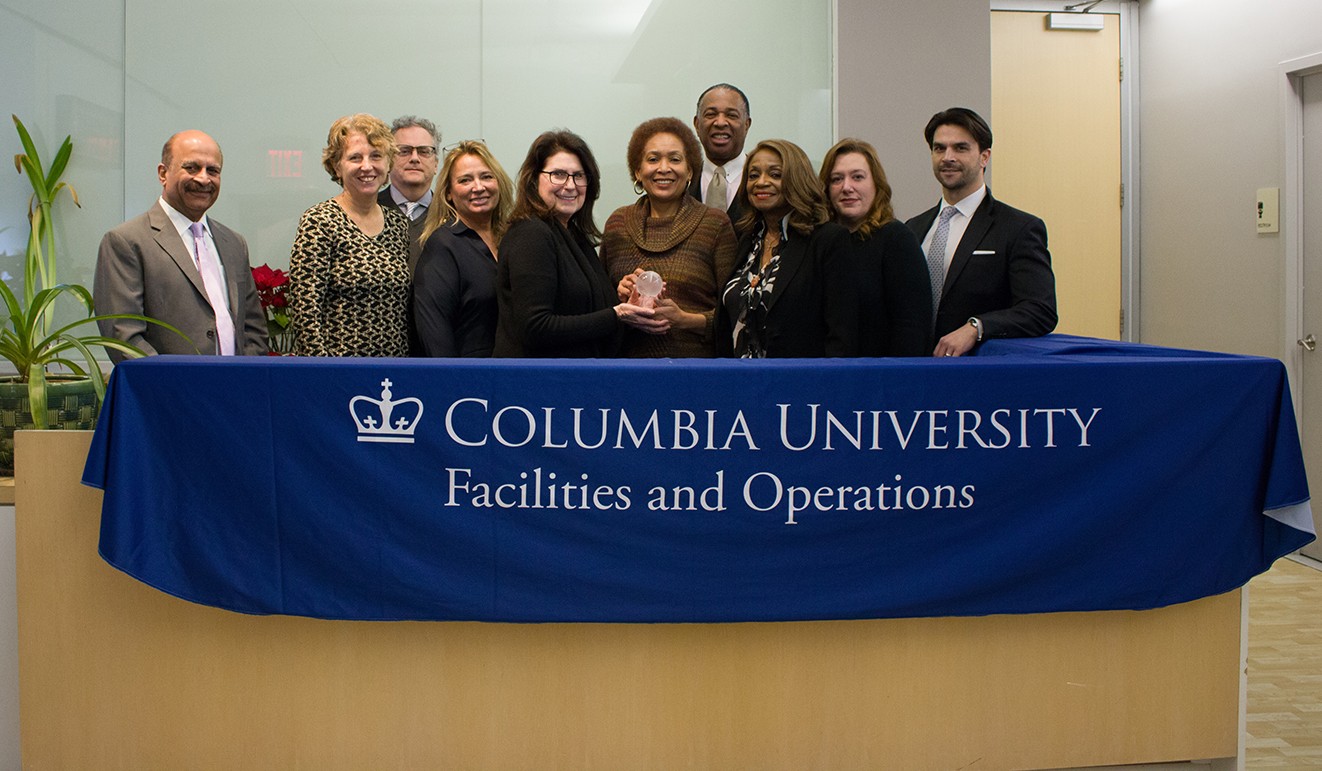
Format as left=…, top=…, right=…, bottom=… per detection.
left=819, top=138, right=931, bottom=356
left=413, top=141, right=515, bottom=357
left=718, top=139, right=857, bottom=357
left=289, top=113, right=410, bottom=356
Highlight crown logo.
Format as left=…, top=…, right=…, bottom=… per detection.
left=350, top=378, right=424, bottom=443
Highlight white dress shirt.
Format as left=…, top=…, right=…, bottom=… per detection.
left=158, top=197, right=230, bottom=300
left=921, top=185, right=987, bottom=275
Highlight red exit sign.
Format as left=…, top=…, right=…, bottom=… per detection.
left=268, top=150, right=303, bottom=178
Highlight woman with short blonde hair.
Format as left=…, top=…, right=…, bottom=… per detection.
left=290, top=113, right=410, bottom=357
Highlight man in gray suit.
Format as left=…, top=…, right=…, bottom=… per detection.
left=95, top=130, right=267, bottom=361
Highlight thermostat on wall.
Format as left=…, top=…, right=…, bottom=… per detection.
left=1257, top=188, right=1279, bottom=234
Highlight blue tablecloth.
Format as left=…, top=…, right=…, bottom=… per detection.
left=83, top=335, right=1315, bottom=622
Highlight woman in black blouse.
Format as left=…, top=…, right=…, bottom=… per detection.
left=819, top=138, right=932, bottom=356
left=412, top=141, right=514, bottom=357
left=718, top=139, right=857, bottom=358
left=493, top=130, right=665, bottom=357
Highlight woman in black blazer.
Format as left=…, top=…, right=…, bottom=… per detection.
left=493, top=130, right=666, bottom=357
left=819, top=138, right=932, bottom=357
left=719, top=139, right=858, bottom=357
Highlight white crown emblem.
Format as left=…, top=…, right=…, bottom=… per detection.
left=350, top=378, right=424, bottom=443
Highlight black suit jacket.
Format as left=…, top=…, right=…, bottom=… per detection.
left=688, top=174, right=747, bottom=235
left=717, top=222, right=858, bottom=357
left=378, top=186, right=427, bottom=271
left=905, top=190, right=1057, bottom=340
left=492, top=217, right=620, bottom=358
left=846, top=219, right=932, bottom=357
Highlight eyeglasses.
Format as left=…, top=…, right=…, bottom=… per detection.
left=397, top=145, right=437, bottom=158
left=541, top=170, right=588, bottom=186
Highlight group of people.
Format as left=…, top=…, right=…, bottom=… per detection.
left=93, top=84, right=1057, bottom=363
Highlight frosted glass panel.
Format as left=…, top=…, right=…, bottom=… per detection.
left=123, top=0, right=831, bottom=270
left=0, top=0, right=126, bottom=294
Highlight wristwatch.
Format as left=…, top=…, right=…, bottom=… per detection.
left=967, top=317, right=984, bottom=343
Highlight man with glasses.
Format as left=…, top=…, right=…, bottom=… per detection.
left=378, top=115, right=440, bottom=269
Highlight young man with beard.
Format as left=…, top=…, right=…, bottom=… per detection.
left=906, top=107, right=1057, bottom=357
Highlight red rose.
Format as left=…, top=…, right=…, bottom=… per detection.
left=252, top=264, right=276, bottom=289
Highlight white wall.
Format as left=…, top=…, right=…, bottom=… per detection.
left=4, top=0, right=834, bottom=286
left=1138, top=0, right=1322, bottom=355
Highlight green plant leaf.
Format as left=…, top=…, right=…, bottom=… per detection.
left=47, top=137, right=73, bottom=189
left=16, top=154, right=46, bottom=202
left=26, top=363, right=48, bottom=430
left=54, top=336, right=107, bottom=404
left=11, top=115, right=43, bottom=178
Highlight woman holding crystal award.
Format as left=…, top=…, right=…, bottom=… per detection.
left=601, top=117, right=739, bottom=358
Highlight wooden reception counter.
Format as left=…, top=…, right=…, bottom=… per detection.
left=17, top=430, right=1241, bottom=769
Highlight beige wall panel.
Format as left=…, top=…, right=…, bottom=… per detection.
left=1137, top=0, right=1322, bottom=357
left=19, top=431, right=1238, bottom=769
left=836, top=0, right=991, bottom=221
left=992, top=11, right=1123, bottom=339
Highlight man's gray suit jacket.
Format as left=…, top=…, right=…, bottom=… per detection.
left=94, top=202, right=268, bottom=362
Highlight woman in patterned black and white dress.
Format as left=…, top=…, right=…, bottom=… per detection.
left=289, top=113, right=411, bottom=357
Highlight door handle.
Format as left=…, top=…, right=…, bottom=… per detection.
left=1299, top=334, right=1317, bottom=351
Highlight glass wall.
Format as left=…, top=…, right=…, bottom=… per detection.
left=1, top=0, right=830, bottom=317
left=120, top=0, right=833, bottom=270
left=0, top=0, right=126, bottom=292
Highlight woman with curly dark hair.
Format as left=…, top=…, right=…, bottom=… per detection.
left=601, top=117, right=738, bottom=358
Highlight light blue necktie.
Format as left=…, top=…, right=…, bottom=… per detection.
left=926, top=206, right=958, bottom=316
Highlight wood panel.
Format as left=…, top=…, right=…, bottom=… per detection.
left=992, top=11, right=1123, bottom=339
left=18, top=430, right=1239, bottom=769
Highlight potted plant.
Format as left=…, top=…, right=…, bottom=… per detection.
left=1, top=115, right=168, bottom=472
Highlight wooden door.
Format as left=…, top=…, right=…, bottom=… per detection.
left=991, top=11, right=1123, bottom=338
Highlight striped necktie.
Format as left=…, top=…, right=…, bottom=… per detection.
left=926, top=205, right=958, bottom=316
